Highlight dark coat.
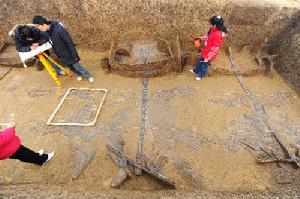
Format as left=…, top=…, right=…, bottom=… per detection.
left=14, top=25, right=49, bottom=52
left=47, top=21, right=80, bottom=65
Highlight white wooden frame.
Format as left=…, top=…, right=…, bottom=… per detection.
left=47, top=88, right=108, bottom=126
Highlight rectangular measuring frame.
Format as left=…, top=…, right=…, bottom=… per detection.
left=47, top=88, right=108, bottom=126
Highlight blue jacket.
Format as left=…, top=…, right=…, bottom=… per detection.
left=47, top=21, right=80, bottom=65
left=14, top=25, right=48, bottom=52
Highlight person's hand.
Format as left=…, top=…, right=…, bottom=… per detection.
left=194, top=40, right=201, bottom=48
left=203, top=58, right=209, bottom=63
left=32, top=43, right=39, bottom=47
left=191, top=34, right=201, bottom=40
left=6, top=122, right=15, bottom=128
left=30, top=45, right=37, bottom=50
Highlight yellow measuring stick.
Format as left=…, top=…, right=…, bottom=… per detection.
left=37, top=53, right=62, bottom=88
left=42, top=52, right=73, bottom=77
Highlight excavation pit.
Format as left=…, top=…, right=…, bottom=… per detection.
left=106, top=37, right=186, bottom=78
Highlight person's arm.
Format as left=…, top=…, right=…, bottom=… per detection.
left=200, top=35, right=208, bottom=43
left=192, top=34, right=208, bottom=42
left=15, top=38, right=31, bottom=52
left=191, top=34, right=201, bottom=39
left=0, top=126, right=16, bottom=146
left=59, top=28, right=80, bottom=62
left=37, top=31, right=49, bottom=46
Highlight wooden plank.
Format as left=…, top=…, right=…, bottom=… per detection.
left=106, top=144, right=175, bottom=188
left=256, top=157, right=295, bottom=163
left=135, top=78, right=148, bottom=175
left=271, top=130, right=300, bottom=167
left=108, top=153, right=129, bottom=188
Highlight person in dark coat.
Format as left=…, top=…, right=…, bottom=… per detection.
left=32, top=16, right=94, bottom=83
left=13, top=25, right=48, bottom=52
left=12, top=25, right=65, bottom=74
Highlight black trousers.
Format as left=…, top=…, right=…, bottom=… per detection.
left=9, top=145, right=48, bottom=165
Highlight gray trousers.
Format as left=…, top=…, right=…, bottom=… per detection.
left=68, top=62, right=93, bottom=78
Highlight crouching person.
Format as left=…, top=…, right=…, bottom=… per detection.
left=0, top=123, right=54, bottom=166
left=10, top=24, right=65, bottom=74
left=32, top=16, right=94, bottom=83
left=10, top=24, right=48, bottom=52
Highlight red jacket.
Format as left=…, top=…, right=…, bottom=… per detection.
left=200, top=27, right=224, bottom=62
left=0, top=127, right=21, bottom=160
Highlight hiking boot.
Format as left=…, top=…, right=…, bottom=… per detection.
left=196, top=77, right=202, bottom=81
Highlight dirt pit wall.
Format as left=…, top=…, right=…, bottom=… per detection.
left=270, top=11, right=300, bottom=94
left=0, top=0, right=299, bottom=51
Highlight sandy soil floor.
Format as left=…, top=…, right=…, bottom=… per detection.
left=0, top=48, right=299, bottom=198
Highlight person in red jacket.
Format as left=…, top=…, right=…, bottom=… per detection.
left=190, top=15, right=229, bottom=80
left=0, top=123, right=54, bottom=165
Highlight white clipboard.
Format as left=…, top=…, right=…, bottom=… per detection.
left=18, top=42, right=52, bottom=67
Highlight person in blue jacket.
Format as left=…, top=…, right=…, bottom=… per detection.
left=13, top=25, right=48, bottom=52
left=12, top=24, right=64, bottom=74
left=32, top=16, right=94, bottom=83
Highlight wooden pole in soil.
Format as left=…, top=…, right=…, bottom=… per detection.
left=135, top=78, right=149, bottom=175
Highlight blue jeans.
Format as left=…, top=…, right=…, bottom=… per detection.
left=193, top=59, right=210, bottom=78
left=50, top=62, right=62, bottom=73
left=67, top=62, right=93, bottom=78
left=43, top=51, right=63, bottom=73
